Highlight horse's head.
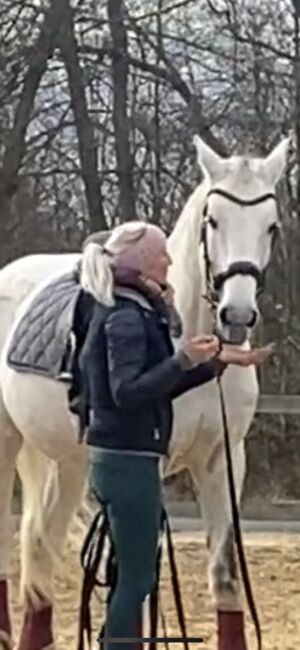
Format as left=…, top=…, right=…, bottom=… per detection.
left=194, top=135, right=290, bottom=345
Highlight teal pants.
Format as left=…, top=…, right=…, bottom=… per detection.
left=89, top=450, right=162, bottom=650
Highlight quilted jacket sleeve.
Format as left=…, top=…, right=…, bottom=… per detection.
left=104, top=307, right=219, bottom=409
left=170, top=358, right=226, bottom=399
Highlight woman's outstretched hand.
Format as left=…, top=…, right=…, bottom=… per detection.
left=218, top=344, right=273, bottom=367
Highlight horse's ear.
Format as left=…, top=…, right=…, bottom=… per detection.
left=193, top=135, right=225, bottom=182
left=262, top=136, right=291, bottom=186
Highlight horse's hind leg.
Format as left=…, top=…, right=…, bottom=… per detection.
left=191, top=440, right=248, bottom=650
left=17, top=443, right=88, bottom=650
left=0, top=398, right=22, bottom=649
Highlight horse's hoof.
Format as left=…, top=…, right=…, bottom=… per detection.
left=217, top=610, right=248, bottom=650
left=17, top=603, right=53, bottom=650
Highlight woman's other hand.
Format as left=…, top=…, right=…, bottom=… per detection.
left=218, top=344, right=273, bottom=367
left=181, top=335, right=221, bottom=364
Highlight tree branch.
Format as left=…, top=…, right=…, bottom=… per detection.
left=79, top=42, right=227, bottom=155
left=209, top=0, right=294, bottom=62
left=128, top=11, right=227, bottom=154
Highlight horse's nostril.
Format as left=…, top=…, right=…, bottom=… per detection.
left=248, top=310, right=257, bottom=328
left=220, top=307, right=229, bottom=325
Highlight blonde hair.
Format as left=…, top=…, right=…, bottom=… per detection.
left=80, top=222, right=147, bottom=305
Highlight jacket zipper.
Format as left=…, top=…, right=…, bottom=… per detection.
left=153, top=427, right=161, bottom=440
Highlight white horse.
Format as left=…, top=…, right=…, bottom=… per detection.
left=0, top=134, right=289, bottom=650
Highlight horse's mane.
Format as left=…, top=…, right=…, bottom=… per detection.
left=168, top=176, right=210, bottom=250
left=167, top=177, right=211, bottom=334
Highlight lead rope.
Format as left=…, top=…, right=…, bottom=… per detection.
left=149, top=508, right=190, bottom=650
left=217, top=374, right=262, bottom=650
left=164, top=511, right=190, bottom=650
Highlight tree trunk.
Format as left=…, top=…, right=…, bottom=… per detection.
left=0, top=0, right=69, bottom=259
left=58, top=0, right=106, bottom=232
left=108, top=0, right=136, bottom=222
left=293, top=3, right=300, bottom=214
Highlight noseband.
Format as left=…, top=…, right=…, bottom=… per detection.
left=200, top=187, right=278, bottom=306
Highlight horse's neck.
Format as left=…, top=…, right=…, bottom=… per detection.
left=168, top=180, right=213, bottom=338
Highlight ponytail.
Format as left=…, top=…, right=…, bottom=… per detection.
left=80, top=242, right=115, bottom=306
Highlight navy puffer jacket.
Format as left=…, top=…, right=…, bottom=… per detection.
left=79, top=289, right=223, bottom=455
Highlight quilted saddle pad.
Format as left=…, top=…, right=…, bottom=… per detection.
left=6, top=271, right=81, bottom=379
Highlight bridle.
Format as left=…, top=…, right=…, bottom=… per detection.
left=200, top=187, right=279, bottom=308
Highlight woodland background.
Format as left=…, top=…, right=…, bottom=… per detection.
left=2, top=0, right=300, bottom=506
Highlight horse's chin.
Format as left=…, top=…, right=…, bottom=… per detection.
left=218, top=324, right=248, bottom=346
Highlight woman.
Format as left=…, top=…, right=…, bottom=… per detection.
left=79, top=221, right=271, bottom=650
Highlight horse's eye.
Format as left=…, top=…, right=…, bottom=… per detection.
left=208, top=216, right=218, bottom=230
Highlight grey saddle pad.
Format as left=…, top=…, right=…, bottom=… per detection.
left=7, top=271, right=81, bottom=379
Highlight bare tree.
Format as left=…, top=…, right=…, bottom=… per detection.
left=0, top=0, right=69, bottom=248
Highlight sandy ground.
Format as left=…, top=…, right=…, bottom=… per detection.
left=8, top=528, right=300, bottom=650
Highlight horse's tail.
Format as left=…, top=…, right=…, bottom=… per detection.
left=16, top=442, right=62, bottom=607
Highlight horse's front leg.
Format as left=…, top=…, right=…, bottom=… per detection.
left=192, top=440, right=248, bottom=650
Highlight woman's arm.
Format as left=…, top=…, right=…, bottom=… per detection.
left=170, top=358, right=226, bottom=399
left=170, top=343, right=274, bottom=399
left=105, top=308, right=217, bottom=409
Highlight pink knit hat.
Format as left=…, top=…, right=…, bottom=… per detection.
left=105, top=221, right=167, bottom=273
